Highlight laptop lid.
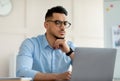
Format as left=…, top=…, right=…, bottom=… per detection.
left=70, top=47, right=117, bottom=81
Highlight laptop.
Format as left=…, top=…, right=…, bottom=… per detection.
left=70, top=47, right=117, bottom=81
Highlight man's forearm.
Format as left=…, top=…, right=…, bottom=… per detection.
left=34, top=72, right=58, bottom=81
left=33, top=71, right=71, bottom=81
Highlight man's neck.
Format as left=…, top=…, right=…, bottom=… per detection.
left=45, top=33, right=56, bottom=48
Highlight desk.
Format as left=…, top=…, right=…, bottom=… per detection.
left=0, top=78, right=119, bottom=81
left=0, top=77, right=32, bottom=81
left=114, top=78, right=120, bottom=81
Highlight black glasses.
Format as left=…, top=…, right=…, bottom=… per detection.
left=47, top=20, right=71, bottom=28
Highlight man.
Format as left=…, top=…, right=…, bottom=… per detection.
left=16, top=6, right=75, bottom=81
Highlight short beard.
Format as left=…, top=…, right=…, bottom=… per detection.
left=54, top=35, right=65, bottom=39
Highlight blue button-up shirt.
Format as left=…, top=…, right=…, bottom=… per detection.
left=16, top=34, right=75, bottom=79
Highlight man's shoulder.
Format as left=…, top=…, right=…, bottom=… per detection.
left=23, top=34, right=45, bottom=44
left=28, top=34, right=44, bottom=40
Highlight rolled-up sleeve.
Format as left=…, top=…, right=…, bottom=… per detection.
left=16, top=39, right=39, bottom=79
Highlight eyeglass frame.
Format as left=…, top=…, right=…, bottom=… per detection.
left=46, top=20, right=71, bottom=28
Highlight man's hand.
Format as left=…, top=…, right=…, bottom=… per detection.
left=53, top=39, right=70, bottom=53
left=56, top=71, right=72, bottom=80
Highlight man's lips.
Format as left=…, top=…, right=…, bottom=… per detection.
left=59, top=31, right=65, bottom=35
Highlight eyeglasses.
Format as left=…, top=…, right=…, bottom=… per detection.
left=47, top=20, right=71, bottom=28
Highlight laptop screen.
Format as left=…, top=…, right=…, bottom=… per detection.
left=70, top=47, right=116, bottom=81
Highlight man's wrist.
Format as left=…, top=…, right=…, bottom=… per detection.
left=66, top=47, right=74, bottom=56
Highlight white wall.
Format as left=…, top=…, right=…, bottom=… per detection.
left=0, top=0, right=26, bottom=76
left=0, top=0, right=104, bottom=77
left=73, top=0, right=104, bottom=47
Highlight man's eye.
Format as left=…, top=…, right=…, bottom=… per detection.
left=64, top=21, right=67, bottom=25
left=55, top=20, right=61, bottom=24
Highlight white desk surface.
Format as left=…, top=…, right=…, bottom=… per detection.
left=0, top=77, right=32, bottom=80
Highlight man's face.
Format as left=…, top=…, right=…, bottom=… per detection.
left=45, top=13, right=68, bottom=39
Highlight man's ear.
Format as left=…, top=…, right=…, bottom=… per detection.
left=44, top=21, right=48, bottom=29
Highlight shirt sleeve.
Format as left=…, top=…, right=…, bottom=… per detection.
left=68, top=40, right=76, bottom=51
left=16, top=38, right=39, bottom=79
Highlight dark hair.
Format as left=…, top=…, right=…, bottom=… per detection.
left=45, top=6, right=68, bottom=20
